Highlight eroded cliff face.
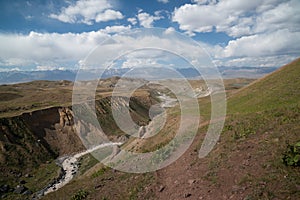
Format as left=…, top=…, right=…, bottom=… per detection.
left=72, top=96, right=154, bottom=148
left=21, top=107, right=84, bottom=158
left=0, top=95, right=154, bottom=171
left=0, top=106, right=85, bottom=171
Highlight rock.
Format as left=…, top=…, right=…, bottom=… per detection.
left=0, top=184, right=10, bottom=193
left=242, top=159, right=250, bottom=166
left=184, top=193, right=192, bottom=198
left=259, top=181, right=267, bottom=187
left=23, top=190, right=32, bottom=195
left=94, top=184, right=104, bottom=189
left=24, top=173, right=31, bottom=178
left=117, top=135, right=129, bottom=143
left=0, top=141, right=6, bottom=152
left=58, top=107, right=74, bottom=127
left=158, top=185, right=165, bottom=192
left=14, top=185, right=28, bottom=194
left=188, top=179, right=196, bottom=184
left=273, top=138, right=279, bottom=143
left=231, top=185, right=246, bottom=194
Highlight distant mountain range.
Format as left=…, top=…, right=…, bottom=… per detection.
left=0, top=66, right=277, bottom=84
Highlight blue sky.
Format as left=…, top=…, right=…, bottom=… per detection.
left=0, top=0, right=299, bottom=71
left=0, top=0, right=229, bottom=44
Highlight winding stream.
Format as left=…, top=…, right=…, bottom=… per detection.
left=36, top=142, right=122, bottom=198
left=37, top=93, right=179, bottom=198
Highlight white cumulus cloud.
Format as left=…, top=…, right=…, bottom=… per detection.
left=137, top=12, right=163, bottom=28
left=95, top=9, right=123, bottom=22
left=127, top=17, right=137, bottom=25
left=0, top=30, right=109, bottom=69
left=223, top=29, right=300, bottom=58
left=173, top=0, right=300, bottom=37
left=213, top=55, right=298, bottom=68
left=49, top=0, right=124, bottom=24
left=172, top=0, right=300, bottom=67
left=157, top=0, right=169, bottom=4
left=100, top=25, right=132, bottom=34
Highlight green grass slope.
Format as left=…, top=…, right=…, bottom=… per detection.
left=216, top=58, right=300, bottom=199
left=228, top=58, right=300, bottom=113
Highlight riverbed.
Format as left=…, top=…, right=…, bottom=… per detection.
left=39, top=93, right=178, bottom=197
left=40, top=142, right=122, bottom=196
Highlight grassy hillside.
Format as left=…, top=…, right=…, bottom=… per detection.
left=228, top=58, right=300, bottom=113
left=0, top=80, right=73, bottom=118
left=206, top=58, right=300, bottom=199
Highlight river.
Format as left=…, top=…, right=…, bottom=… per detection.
left=37, top=93, right=178, bottom=198
left=36, top=142, right=122, bottom=198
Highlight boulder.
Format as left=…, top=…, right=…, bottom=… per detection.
left=13, top=185, right=28, bottom=194
left=184, top=193, right=192, bottom=198
left=158, top=185, right=165, bottom=192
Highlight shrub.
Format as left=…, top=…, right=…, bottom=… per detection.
left=282, top=141, right=300, bottom=166
left=71, top=189, right=89, bottom=200
left=91, top=166, right=109, bottom=178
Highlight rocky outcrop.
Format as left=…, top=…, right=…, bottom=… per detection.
left=58, top=107, right=74, bottom=127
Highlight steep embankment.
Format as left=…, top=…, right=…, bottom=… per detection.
left=0, top=106, right=85, bottom=188
left=95, top=95, right=153, bottom=137
left=0, top=115, right=55, bottom=172
left=0, top=94, right=154, bottom=198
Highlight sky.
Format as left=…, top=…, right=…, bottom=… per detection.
left=0, top=0, right=300, bottom=72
